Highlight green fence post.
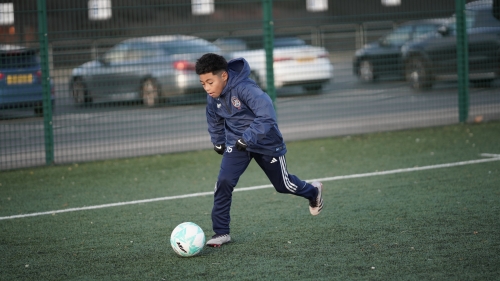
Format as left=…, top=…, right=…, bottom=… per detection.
left=456, top=0, right=469, bottom=123
left=37, top=0, right=54, bottom=165
left=262, top=0, right=276, bottom=109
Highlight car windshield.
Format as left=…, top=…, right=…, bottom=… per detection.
left=446, top=11, right=475, bottom=33
left=160, top=40, right=220, bottom=54
left=384, top=25, right=412, bottom=45
left=0, top=50, right=39, bottom=68
left=413, top=24, right=440, bottom=39
left=103, top=44, right=129, bottom=63
left=273, top=38, right=306, bottom=48
left=213, top=38, right=248, bottom=52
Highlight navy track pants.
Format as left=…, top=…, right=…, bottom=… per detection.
left=211, top=147, right=318, bottom=235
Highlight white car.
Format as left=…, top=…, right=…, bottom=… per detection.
left=228, top=37, right=334, bottom=92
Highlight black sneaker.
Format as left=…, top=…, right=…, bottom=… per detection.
left=206, top=234, right=231, bottom=247
left=309, top=181, right=323, bottom=216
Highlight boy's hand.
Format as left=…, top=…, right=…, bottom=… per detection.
left=235, top=139, right=248, bottom=151
left=214, top=144, right=226, bottom=155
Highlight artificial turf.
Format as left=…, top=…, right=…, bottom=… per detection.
left=0, top=121, right=499, bottom=280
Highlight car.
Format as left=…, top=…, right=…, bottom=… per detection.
left=402, top=0, right=500, bottom=90
left=213, top=38, right=248, bottom=53
left=353, top=18, right=447, bottom=82
left=70, top=35, right=222, bottom=106
left=228, top=37, right=334, bottom=92
left=0, top=44, right=54, bottom=116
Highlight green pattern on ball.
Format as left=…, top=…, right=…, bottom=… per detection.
left=170, top=222, right=205, bottom=257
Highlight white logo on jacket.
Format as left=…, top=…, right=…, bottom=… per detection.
left=231, top=96, right=241, bottom=109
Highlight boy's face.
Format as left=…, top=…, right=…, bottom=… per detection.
left=199, top=71, right=228, bottom=99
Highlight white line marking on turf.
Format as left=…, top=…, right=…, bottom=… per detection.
left=307, top=153, right=500, bottom=183
left=1, top=153, right=499, bottom=221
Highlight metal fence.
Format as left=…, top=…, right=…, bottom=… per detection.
left=1, top=0, right=499, bottom=170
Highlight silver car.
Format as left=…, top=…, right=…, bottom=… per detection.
left=70, top=35, right=221, bottom=106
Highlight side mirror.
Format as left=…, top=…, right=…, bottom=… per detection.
left=437, top=25, right=449, bottom=36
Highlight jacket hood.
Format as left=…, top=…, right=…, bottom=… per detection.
left=222, top=57, right=251, bottom=95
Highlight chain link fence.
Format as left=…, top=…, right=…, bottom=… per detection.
left=1, top=0, right=499, bottom=170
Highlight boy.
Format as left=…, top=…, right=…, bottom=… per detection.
left=195, top=53, right=323, bottom=247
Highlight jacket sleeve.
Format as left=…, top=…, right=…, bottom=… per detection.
left=239, top=84, right=278, bottom=147
left=206, top=102, right=226, bottom=145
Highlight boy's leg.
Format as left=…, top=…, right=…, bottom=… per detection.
left=253, top=153, right=316, bottom=199
left=212, top=148, right=251, bottom=235
left=253, top=153, right=323, bottom=215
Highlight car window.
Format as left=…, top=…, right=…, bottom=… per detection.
left=471, top=10, right=498, bottom=27
left=465, top=10, right=477, bottom=29
left=127, top=43, right=162, bottom=61
left=160, top=39, right=219, bottom=55
left=273, top=38, right=306, bottom=48
left=0, top=50, right=39, bottom=68
left=446, top=12, right=475, bottom=34
left=385, top=25, right=412, bottom=45
left=103, top=44, right=129, bottom=63
left=213, top=38, right=248, bottom=52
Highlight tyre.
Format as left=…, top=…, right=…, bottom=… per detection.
left=72, top=78, right=92, bottom=105
left=470, top=78, right=494, bottom=88
left=34, top=100, right=54, bottom=117
left=406, top=57, right=433, bottom=91
left=358, top=60, right=375, bottom=82
left=141, top=78, right=160, bottom=107
left=34, top=104, right=43, bottom=117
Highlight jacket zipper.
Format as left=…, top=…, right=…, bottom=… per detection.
left=219, top=95, right=232, bottom=115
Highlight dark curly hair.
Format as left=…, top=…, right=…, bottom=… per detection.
left=195, top=53, right=228, bottom=75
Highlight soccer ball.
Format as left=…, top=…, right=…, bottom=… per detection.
left=170, top=222, right=206, bottom=257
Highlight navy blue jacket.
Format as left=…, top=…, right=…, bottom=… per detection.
left=206, top=58, right=287, bottom=157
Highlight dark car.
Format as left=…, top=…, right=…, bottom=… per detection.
left=0, top=45, right=53, bottom=116
left=353, top=19, right=447, bottom=82
left=402, top=0, right=500, bottom=90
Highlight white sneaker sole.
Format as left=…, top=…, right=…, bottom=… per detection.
left=206, top=234, right=231, bottom=247
left=309, top=181, right=323, bottom=216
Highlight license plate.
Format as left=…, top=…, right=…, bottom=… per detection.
left=296, top=57, right=315, bottom=63
left=7, top=74, right=33, bottom=85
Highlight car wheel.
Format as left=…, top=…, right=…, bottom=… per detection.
left=72, top=78, right=91, bottom=105
left=406, top=57, right=433, bottom=91
left=471, top=78, right=494, bottom=88
left=359, top=60, right=375, bottom=82
left=34, top=104, right=43, bottom=117
left=141, top=78, right=160, bottom=107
